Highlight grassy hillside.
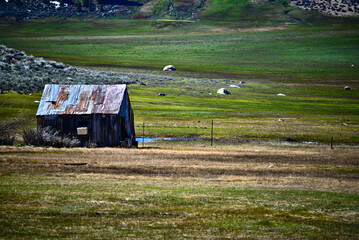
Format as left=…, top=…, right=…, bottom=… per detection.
left=135, top=0, right=289, bottom=20
left=200, top=0, right=279, bottom=21
left=1, top=20, right=358, bottom=77
left=131, top=0, right=359, bottom=23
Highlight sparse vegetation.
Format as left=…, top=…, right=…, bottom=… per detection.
left=0, top=103, right=27, bottom=145
left=22, top=127, right=80, bottom=147
left=153, top=0, right=171, bottom=16
left=0, top=120, right=19, bottom=145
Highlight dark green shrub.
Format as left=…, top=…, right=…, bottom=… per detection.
left=0, top=120, right=16, bottom=145
left=281, top=0, right=289, bottom=7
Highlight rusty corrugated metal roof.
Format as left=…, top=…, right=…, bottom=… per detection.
left=36, top=84, right=127, bottom=116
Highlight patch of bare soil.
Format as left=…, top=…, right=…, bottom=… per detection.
left=1, top=145, right=358, bottom=193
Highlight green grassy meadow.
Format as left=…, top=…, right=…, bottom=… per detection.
left=1, top=174, right=358, bottom=239
left=0, top=19, right=358, bottom=143
left=1, top=20, right=359, bottom=77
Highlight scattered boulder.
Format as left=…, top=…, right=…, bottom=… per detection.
left=344, top=86, right=351, bottom=90
left=158, top=93, right=166, bottom=96
left=240, top=81, right=246, bottom=84
left=277, top=93, right=286, bottom=96
left=163, top=65, right=176, bottom=71
left=217, top=88, right=231, bottom=95
left=229, top=84, right=240, bottom=88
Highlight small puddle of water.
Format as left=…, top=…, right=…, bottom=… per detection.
left=136, top=137, right=200, bottom=143
left=136, top=138, right=158, bottom=143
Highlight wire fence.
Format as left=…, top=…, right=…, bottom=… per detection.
left=136, top=120, right=340, bottom=148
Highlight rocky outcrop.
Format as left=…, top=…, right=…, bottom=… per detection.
left=1, top=0, right=358, bottom=20
left=254, top=0, right=359, bottom=16
left=0, top=45, right=139, bottom=93
left=290, top=0, right=359, bottom=17
left=0, top=0, right=134, bottom=20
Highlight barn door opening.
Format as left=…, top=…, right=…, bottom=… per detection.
left=120, top=117, right=128, bottom=141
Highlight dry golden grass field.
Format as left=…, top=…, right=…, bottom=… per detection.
left=1, top=143, right=359, bottom=239
left=1, top=144, right=359, bottom=193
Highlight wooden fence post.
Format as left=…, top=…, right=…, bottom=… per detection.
left=211, top=119, right=214, bottom=146
left=142, top=121, right=145, bottom=148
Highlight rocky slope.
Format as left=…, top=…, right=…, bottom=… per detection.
left=291, top=0, right=359, bottom=17
left=1, top=0, right=358, bottom=21
left=0, top=45, right=181, bottom=93
left=0, top=45, right=137, bottom=93
left=135, top=0, right=359, bottom=19
left=0, top=0, right=135, bottom=20
left=0, top=45, right=232, bottom=93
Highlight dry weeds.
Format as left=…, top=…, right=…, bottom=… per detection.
left=1, top=144, right=358, bottom=193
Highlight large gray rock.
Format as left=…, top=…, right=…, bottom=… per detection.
left=163, top=65, right=176, bottom=71
left=217, top=88, right=231, bottom=95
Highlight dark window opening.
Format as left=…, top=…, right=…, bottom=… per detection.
left=78, top=120, right=88, bottom=128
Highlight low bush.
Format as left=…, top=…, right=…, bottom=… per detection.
left=23, top=127, right=80, bottom=148
left=0, top=104, right=26, bottom=145
left=0, top=120, right=18, bottom=145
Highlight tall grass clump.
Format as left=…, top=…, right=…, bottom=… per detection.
left=23, top=127, right=80, bottom=148
left=0, top=119, right=24, bottom=145
left=0, top=103, right=26, bottom=145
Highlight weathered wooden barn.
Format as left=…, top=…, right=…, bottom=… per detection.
left=36, top=84, right=137, bottom=147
